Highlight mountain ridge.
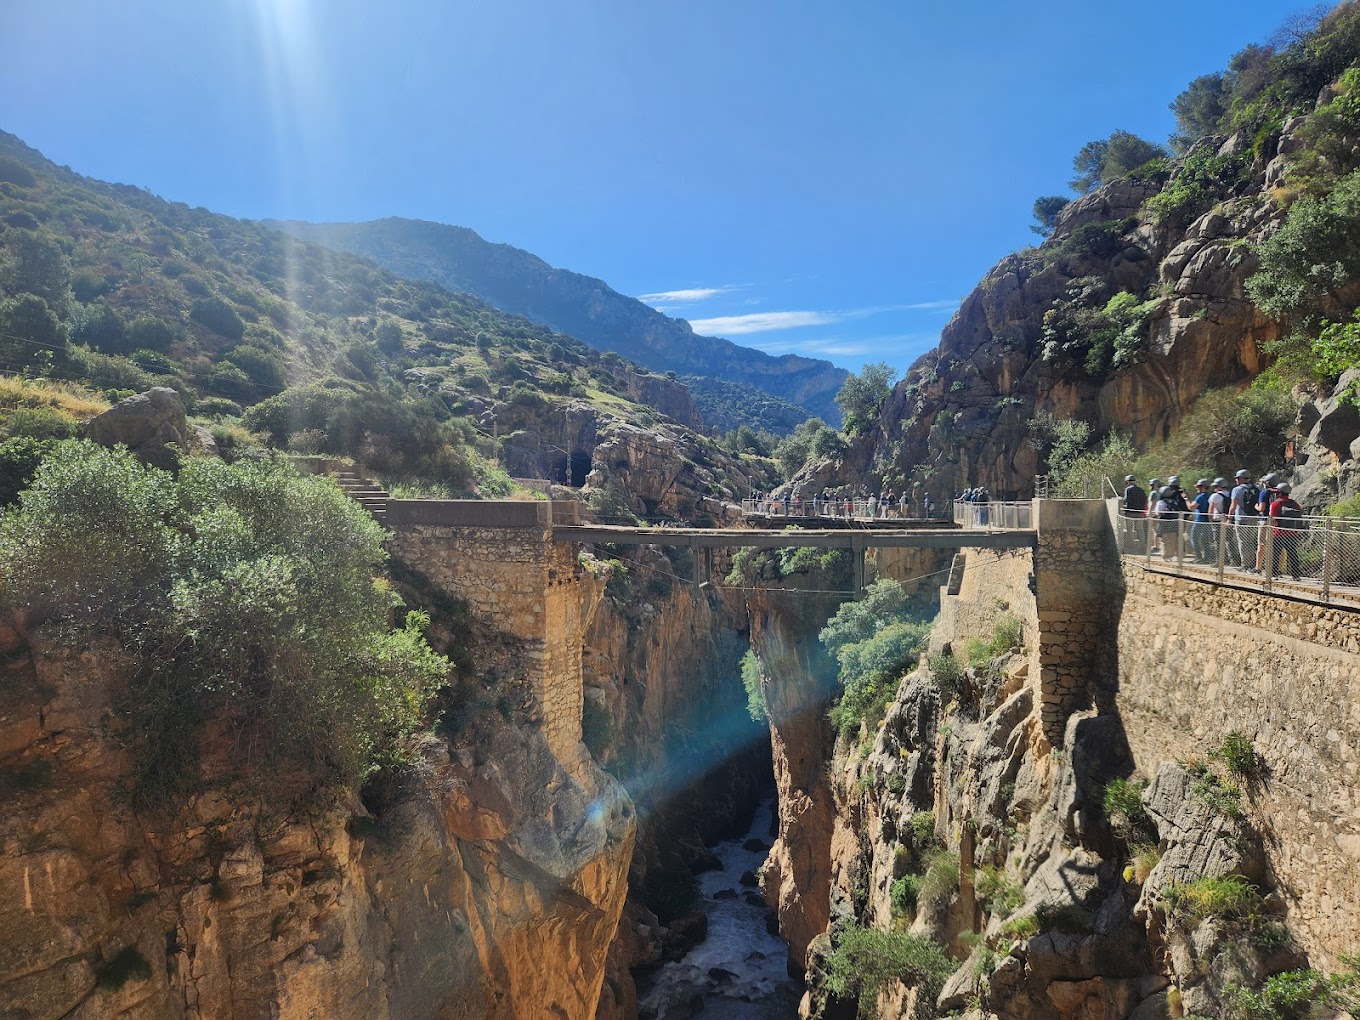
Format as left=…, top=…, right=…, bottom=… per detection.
left=273, top=216, right=848, bottom=426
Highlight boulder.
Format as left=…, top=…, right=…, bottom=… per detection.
left=81, top=387, right=187, bottom=468
left=1310, top=374, right=1360, bottom=458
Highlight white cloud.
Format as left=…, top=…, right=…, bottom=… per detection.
left=637, top=285, right=742, bottom=305
left=745, top=332, right=942, bottom=359
left=902, top=299, right=962, bottom=312
left=688, top=310, right=841, bottom=335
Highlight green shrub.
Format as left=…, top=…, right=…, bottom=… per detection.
left=976, top=864, right=1025, bottom=918
left=195, top=397, right=243, bottom=419
left=828, top=618, right=930, bottom=736
left=190, top=295, right=246, bottom=341
left=0, top=444, right=448, bottom=805
left=1214, top=730, right=1265, bottom=782
left=1189, top=761, right=1243, bottom=818
left=740, top=648, right=766, bottom=722
left=1102, top=777, right=1153, bottom=841
left=999, top=913, right=1041, bottom=941
left=821, top=581, right=929, bottom=735
left=927, top=652, right=964, bottom=702
left=1, top=405, right=76, bottom=440
left=1219, top=958, right=1360, bottom=1020
left=1162, top=875, right=1263, bottom=923
left=0, top=436, right=59, bottom=504
left=603, top=559, right=631, bottom=601
left=910, top=811, right=937, bottom=849
left=1144, top=148, right=1250, bottom=228
left=918, top=849, right=960, bottom=914
left=825, top=925, right=953, bottom=1019
left=890, top=874, right=921, bottom=920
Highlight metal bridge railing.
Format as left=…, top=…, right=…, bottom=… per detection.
left=952, top=500, right=1034, bottom=531
left=1113, top=506, right=1360, bottom=608
left=741, top=497, right=949, bottom=522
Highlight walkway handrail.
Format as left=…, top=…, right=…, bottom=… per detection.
left=1111, top=503, right=1360, bottom=608
left=952, top=500, right=1034, bottom=531
left=741, top=497, right=950, bottom=523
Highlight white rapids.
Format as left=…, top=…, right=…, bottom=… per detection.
left=636, top=796, right=800, bottom=1019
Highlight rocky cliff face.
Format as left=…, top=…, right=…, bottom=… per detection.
left=799, top=134, right=1305, bottom=500
left=493, top=398, right=771, bottom=523
left=788, top=541, right=1331, bottom=1020
left=0, top=618, right=634, bottom=1020
left=582, top=559, right=775, bottom=1018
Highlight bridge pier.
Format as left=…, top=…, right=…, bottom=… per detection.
left=384, top=500, right=589, bottom=770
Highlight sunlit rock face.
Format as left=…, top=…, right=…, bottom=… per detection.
left=584, top=563, right=776, bottom=1018
left=0, top=629, right=633, bottom=1020
left=745, top=590, right=840, bottom=975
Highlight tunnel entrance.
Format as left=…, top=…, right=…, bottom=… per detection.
left=569, top=451, right=592, bottom=488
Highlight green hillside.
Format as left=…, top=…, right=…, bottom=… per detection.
left=0, top=132, right=762, bottom=495
left=274, top=216, right=848, bottom=426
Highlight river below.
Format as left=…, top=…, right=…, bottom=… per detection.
left=636, top=796, right=801, bottom=1019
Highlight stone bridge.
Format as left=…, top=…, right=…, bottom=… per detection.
left=381, top=498, right=1048, bottom=766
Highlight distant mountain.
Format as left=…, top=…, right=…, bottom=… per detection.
left=274, top=217, right=848, bottom=425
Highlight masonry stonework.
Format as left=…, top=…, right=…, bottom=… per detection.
left=383, top=501, right=587, bottom=770
left=1032, top=500, right=1121, bottom=745
left=1115, top=563, right=1360, bottom=967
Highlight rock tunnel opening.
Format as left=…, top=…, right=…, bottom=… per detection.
left=569, top=451, right=592, bottom=488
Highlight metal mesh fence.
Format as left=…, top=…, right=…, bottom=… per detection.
left=741, top=497, right=950, bottom=522
left=953, top=500, right=1034, bottom=530
left=1112, top=504, right=1360, bottom=608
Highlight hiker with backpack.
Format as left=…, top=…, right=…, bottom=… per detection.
left=1208, top=477, right=1232, bottom=563
left=1121, top=474, right=1148, bottom=553
left=1146, top=478, right=1163, bottom=555
left=1190, top=478, right=1215, bottom=563
left=1269, top=482, right=1305, bottom=580
left=1228, top=469, right=1258, bottom=570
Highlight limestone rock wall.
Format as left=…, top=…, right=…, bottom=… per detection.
left=0, top=632, right=634, bottom=1020
left=583, top=570, right=771, bottom=1019
left=749, top=591, right=840, bottom=973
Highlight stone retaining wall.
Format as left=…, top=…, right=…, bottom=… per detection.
left=1115, top=563, right=1360, bottom=967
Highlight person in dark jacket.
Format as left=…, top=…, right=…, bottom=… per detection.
left=1121, top=474, right=1147, bottom=553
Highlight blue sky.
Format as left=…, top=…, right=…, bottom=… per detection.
left=1, top=0, right=1302, bottom=373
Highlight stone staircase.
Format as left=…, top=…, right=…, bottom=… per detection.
left=332, top=469, right=389, bottom=523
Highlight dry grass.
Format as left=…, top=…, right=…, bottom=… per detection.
left=0, top=377, right=109, bottom=418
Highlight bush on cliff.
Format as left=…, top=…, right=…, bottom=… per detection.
left=824, top=924, right=952, bottom=1019
left=0, top=442, right=448, bottom=805
left=820, top=580, right=930, bottom=736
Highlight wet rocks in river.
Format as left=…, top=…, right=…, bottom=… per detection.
left=739, top=869, right=759, bottom=887
left=636, top=798, right=799, bottom=1019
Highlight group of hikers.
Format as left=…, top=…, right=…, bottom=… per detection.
left=750, top=486, right=938, bottom=520
left=1119, top=471, right=1306, bottom=579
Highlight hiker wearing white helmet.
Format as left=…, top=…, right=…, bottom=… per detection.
left=1228, top=469, right=1257, bottom=570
